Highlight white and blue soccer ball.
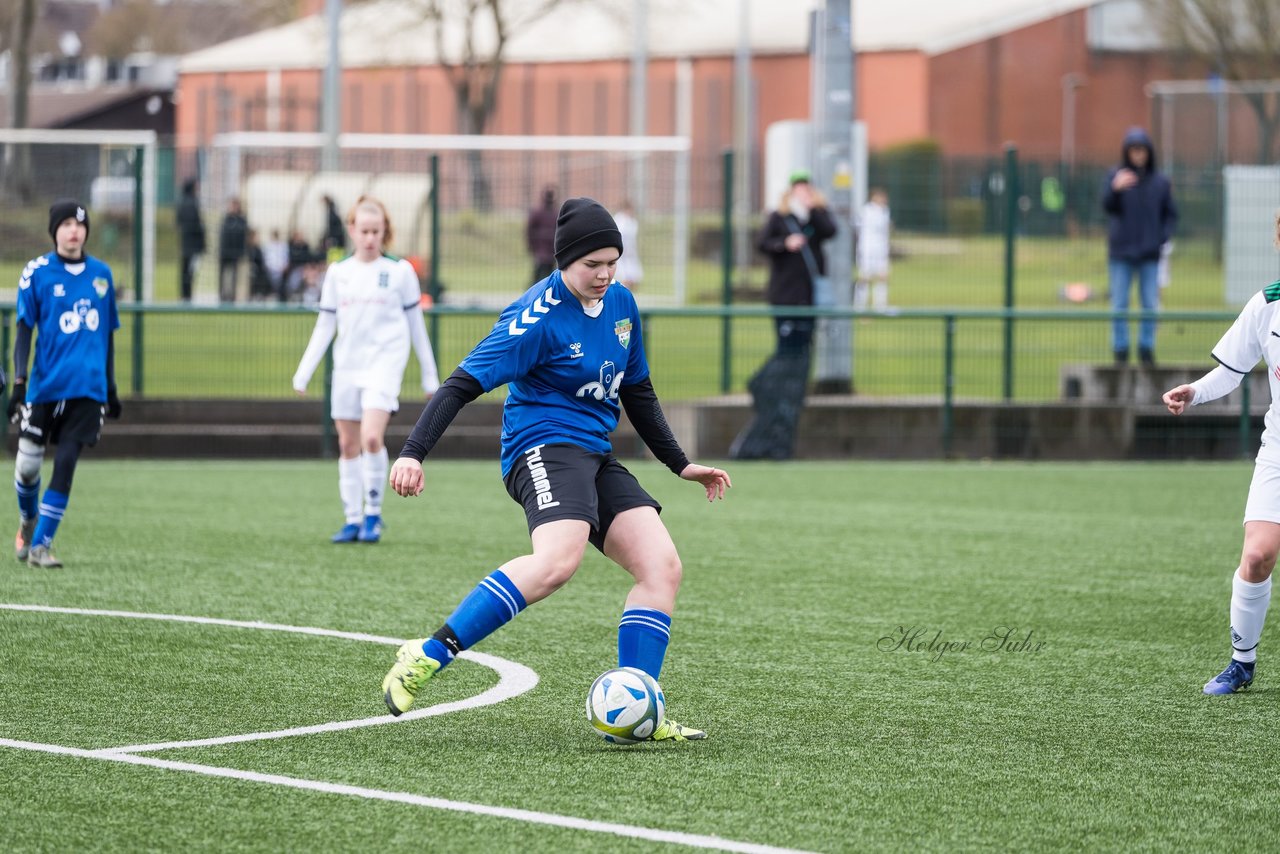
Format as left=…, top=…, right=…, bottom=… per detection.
left=585, top=667, right=665, bottom=744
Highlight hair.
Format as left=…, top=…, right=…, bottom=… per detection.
left=777, top=183, right=827, bottom=215
left=347, top=195, right=394, bottom=248
left=1275, top=210, right=1280, bottom=249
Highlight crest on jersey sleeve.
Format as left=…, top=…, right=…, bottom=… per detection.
left=93, top=277, right=109, bottom=298
left=614, top=318, right=632, bottom=348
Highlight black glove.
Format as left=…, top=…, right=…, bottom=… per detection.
left=106, top=386, right=122, bottom=420
left=7, top=380, right=25, bottom=424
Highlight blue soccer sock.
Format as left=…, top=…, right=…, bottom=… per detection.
left=618, top=607, right=672, bottom=679
left=15, top=476, right=39, bottom=521
left=422, top=570, right=527, bottom=670
left=32, top=489, right=68, bottom=548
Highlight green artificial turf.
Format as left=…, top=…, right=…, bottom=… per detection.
left=1, top=459, right=1276, bottom=852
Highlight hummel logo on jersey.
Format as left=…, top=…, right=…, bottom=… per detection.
left=53, top=284, right=65, bottom=297
left=378, top=271, right=390, bottom=288
left=570, top=342, right=584, bottom=358
left=507, top=287, right=562, bottom=336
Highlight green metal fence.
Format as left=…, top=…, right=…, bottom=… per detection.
left=0, top=301, right=1242, bottom=398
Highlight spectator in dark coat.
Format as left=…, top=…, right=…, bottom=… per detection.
left=322, top=195, right=346, bottom=257
left=175, top=178, right=205, bottom=302
left=1103, top=126, right=1178, bottom=366
left=246, top=228, right=274, bottom=300
left=525, top=186, right=558, bottom=283
left=218, top=198, right=249, bottom=303
left=756, top=171, right=837, bottom=357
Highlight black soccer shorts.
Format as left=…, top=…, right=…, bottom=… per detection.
left=503, top=442, right=661, bottom=552
left=18, top=397, right=106, bottom=448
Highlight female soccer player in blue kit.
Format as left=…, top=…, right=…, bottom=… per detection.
left=381, top=198, right=731, bottom=740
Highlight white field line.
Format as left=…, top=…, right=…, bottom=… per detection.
left=0, top=738, right=815, bottom=854
left=0, top=602, right=536, bottom=753
left=0, top=603, right=816, bottom=854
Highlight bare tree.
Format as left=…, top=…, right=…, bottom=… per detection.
left=407, top=0, right=570, bottom=208
left=5, top=0, right=38, bottom=201
left=1147, top=0, right=1280, bottom=162
left=87, top=0, right=313, bottom=58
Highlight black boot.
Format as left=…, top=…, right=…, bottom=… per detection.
left=1139, top=347, right=1155, bottom=367
left=1114, top=348, right=1129, bottom=366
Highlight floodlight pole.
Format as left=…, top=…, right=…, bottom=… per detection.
left=322, top=0, right=342, bottom=171
left=811, top=0, right=855, bottom=394
left=629, top=0, right=648, bottom=211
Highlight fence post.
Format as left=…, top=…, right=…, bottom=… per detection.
left=0, top=308, right=9, bottom=441
left=428, top=152, right=441, bottom=347
left=133, top=146, right=146, bottom=396
left=943, top=314, right=956, bottom=457
left=131, top=308, right=144, bottom=396
left=1002, top=144, right=1018, bottom=401
left=720, top=149, right=734, bottom=394
left=133, top=145, right=144, bottom=303
left=1241, top=373, right=1253, bottom=459
left=321, top=346, right=335, bottom=458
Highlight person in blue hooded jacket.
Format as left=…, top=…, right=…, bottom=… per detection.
left=1102, top=127, right=1178, bottom=366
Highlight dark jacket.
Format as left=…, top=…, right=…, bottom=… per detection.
left=757, top=206, right=837, bottom=306
left=219, top=212, right=248, bottom=262
left=176, top=181, right=206, bottom=255
left=526, top=204, right=557, bottom=265
left=324, top=202, right=346, bottom=252
left=1102, top=127, right=1178, bottom=263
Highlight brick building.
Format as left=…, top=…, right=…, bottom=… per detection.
left=175, top=0, right=1211, bottom=168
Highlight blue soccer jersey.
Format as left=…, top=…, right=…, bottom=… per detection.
left=460, top=273, right=650, bottom=475
left=16, top=252, right=120, bottom=404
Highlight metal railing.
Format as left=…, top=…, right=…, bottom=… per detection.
left=0, top=303, right=1255, bottom=456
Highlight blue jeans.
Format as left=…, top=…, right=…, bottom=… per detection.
left=1109, top=258, right=1160, bottom=355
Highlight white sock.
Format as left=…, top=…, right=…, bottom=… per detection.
left=338, top=456, right=362, bottom=523
left=362, top=447, right=389, bottom=517
left=1230, top=569, right=1272, bottom=664
left=872, top=282, right=889, bottom=309
left=853, top=282, right=869, bottom=310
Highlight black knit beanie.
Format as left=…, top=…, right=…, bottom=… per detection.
left=48, top=198, right=90, bottom=244
left=554, top=197, right=623, bottom=269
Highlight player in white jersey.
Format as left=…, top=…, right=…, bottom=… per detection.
left=1163, top=212, right=1280, bottom=695
left=294, top=196, right=440, bottom=544
left=854, top=187, right=892, bottom=311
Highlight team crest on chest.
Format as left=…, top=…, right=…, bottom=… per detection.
left=614, top=318, right=632, bottom=348
left=92, top=277, right=109, bottom=298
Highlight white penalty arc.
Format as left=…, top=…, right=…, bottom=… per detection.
left=0, top=602, right=538, bottom=753
left=0, top=602, right=817, bottom=854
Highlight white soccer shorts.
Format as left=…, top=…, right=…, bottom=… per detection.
left=857, top=253, right=889, bottom=278
left=1243, top=458, right=1280, bottom=524
left=330, top=381, right=399, bottom=421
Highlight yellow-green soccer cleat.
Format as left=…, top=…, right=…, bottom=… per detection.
left=648, top=718, right=707, bottom=742
left=381, top=639, right=442, bottom=716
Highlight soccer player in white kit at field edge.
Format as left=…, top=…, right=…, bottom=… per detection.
left=1164, top=212, right=1280, bottom=695
left=293, top=196, right=440, bottom=544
